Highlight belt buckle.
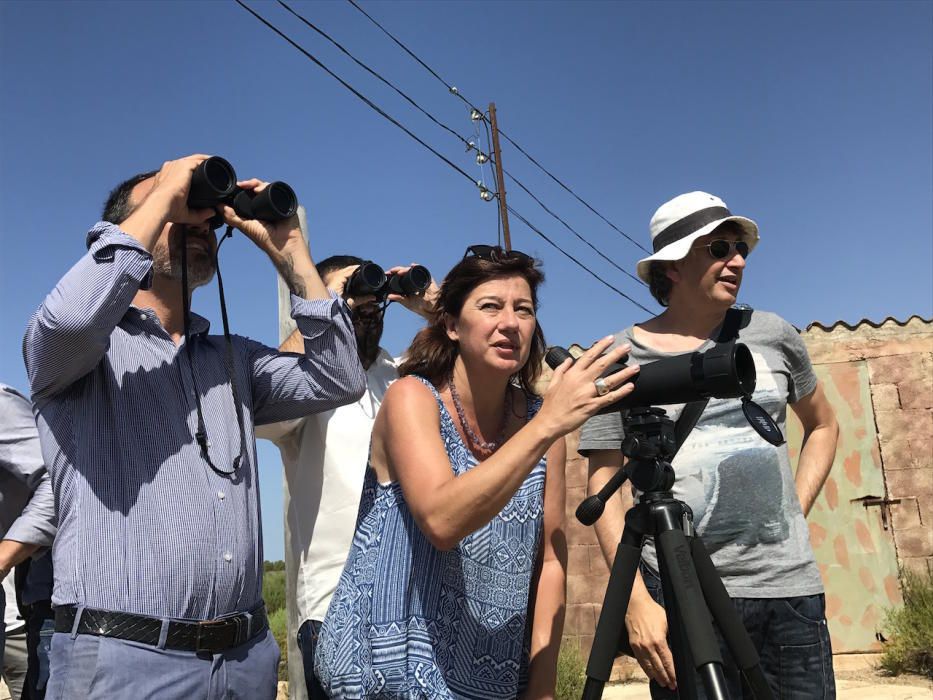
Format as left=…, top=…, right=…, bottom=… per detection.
left=195, top=616, right=241, bottom=653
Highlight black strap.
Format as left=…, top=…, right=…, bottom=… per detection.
left=180, top=228, right=245, bottom=475
left=672, top=307, right=751, bottom=452
left=652, top=206, right=731, bottom=252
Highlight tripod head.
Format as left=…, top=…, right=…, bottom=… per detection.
left=576, top=406, right=678, bottom=525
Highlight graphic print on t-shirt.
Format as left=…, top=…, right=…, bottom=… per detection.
left=674, top=349, right=792, bottom=555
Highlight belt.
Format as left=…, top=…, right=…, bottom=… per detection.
left=54, top=603, right=268, bottom=653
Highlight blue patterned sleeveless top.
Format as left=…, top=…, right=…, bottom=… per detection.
left=315, top=375, right=548, bottom=699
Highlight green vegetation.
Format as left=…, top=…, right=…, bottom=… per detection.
left=265, top=568, right=287, bottom=618
left=556, top=639, right=587, bottom=700
left=880, top=567, right=933, bottom=679
left=264, top=563, right=289, bottom=681
left=268, top=606, right=289, bottom=681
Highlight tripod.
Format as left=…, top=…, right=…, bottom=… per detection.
left=578, top=408, right=775, bottom=700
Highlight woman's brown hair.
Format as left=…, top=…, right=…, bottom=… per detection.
left=397, top=249, right=546, bottom=395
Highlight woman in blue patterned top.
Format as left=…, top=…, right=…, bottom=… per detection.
left=315, top=246, right=640, bottom=699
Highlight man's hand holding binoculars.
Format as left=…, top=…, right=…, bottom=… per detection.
left=385, top=264, right=438, bottom=320
left=327, top=263, right=438, bottom=318
left=120, top=154, right=216, bottom=250
left=121, top=153, right=329, bottom=301
left=216, top=177, right=326, bottom=301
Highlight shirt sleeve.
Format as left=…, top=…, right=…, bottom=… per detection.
left=23, top=222, right=153, bottom=402
left=250, top=292, right=366, bottom=425
left=0, top=386, right=56, bottom=547
left=577, top=410, right=625, bottom=456
left=781, top=320, right=818, bottom=404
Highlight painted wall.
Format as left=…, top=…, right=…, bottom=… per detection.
left=561, top=316, right=932, bottom=676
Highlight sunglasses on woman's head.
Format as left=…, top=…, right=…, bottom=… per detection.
left=693, top=239, right=750, bottom=260
left=463, top=244, right=533, bottom=264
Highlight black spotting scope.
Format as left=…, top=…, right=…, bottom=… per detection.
left=545, top=341, right=756, bottom=412
left=187, top=156, right=298, bottom=227
left=345, top=262, right=431, bottom=301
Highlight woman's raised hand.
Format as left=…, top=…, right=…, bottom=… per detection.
left=536, top=336, right=640, bottom=439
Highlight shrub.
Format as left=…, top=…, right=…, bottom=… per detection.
left=556, top=639, right=586, bottom=700
left=268, top=606, right=289, bottom=681
left=263, top=566, right=289, bottom=682
left=880, top=567, right=933, bottom=679
left=265, top=569, right=287, bottom=616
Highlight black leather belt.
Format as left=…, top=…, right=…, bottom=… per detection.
left=54, top=603, right=268, bottom=653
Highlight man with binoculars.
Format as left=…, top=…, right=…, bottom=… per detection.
left=259, top=254, right=438, bottom=700
left=579, top=192, right=839, bottom=698
left=22, top=154, right=366, bottom=699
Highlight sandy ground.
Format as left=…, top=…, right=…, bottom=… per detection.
left=601, top=668, right=933, bottom=699
left=3, top=669, right=929, bottom=699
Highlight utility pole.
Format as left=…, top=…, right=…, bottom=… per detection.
left=487, top=102, right=512, bottom=251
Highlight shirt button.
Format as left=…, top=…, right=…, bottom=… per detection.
left=139, top=313, right=147, bottom=320
left=217, top=491, right=225, bottom=500
left=223, top=552, right=232, bottom=562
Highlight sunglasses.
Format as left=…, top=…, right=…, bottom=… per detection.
left=463, top=244, right=533, bottom=264
left=694, top=239, right=750, bottom=260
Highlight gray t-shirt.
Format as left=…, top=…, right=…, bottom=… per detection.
left=578, top=309, right=823, bottom=598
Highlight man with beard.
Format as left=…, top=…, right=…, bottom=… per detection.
left=258, top=255, right=437, bottom=700
left=579, top=192, right=839, bottom=698
left=22, top=155, right=366, bottom=699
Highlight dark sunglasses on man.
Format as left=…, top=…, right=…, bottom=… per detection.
left=463, top=244, right=534, bottom=264
left=693, top=239, right=750, bottom=260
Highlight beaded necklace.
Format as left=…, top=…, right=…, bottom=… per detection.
left=448, top=374, right=510, bottom=454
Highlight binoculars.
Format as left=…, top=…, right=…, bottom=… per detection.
left=345, top=262, right=432, bottom=301
left=187, top=156, right=298, bottom=227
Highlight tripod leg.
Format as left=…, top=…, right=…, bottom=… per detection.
left=581, top=526, right=643, bottom=700
left=656, top=553, right=700, bottom=699
left=655, top=526, right=729, bottom=700
left=690, top=537, right=775, bottom=700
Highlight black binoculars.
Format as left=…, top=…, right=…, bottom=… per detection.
left=345, top=262, right=431, bottom=301
left=187, top=156, right=298, bottom=228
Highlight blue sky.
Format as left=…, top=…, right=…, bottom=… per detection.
left=2, top=0, right=930, bottom=561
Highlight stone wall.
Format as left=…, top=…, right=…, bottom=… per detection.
left=559, top=315, right=932, bottom=672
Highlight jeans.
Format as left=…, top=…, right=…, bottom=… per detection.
left=297, top=619, right=328, bottom=699
left=641, top=564, right=835, bottom=699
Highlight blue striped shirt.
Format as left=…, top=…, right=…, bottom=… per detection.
left=23, top=222, right=366, bottom=621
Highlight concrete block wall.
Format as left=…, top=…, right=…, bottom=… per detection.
left=804, top=316, right=933, bottom=578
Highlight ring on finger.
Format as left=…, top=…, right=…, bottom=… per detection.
left=594, top=377, right=610, bottom=396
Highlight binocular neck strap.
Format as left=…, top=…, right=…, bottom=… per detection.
left=179, top=228, right=246, bottom=475
left=214, top=227, right=249, bottom=468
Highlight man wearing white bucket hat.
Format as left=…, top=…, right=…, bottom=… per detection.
left=579, top=192, right=839, bottom=697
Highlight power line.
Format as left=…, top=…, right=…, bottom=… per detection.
left=234, top=0, right=651, bottom=310
left=345, top=0, right=649, bottom=254
left=505, top=168, right=645, bottom=287
left=277, top=0, right=471, bottom=154
left=233, top=0, right=482, bottom=192
left=277, top=0, right=644, bottom=288
left=506, top=205, right=652, bottom=314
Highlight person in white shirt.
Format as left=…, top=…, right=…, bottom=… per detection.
left=258, top=255, right=437, bottom=700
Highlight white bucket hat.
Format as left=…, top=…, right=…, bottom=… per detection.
left=636, top=191, right=759, bottom=283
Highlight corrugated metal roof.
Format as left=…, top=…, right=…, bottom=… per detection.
left=803, top=314, right=932, bottom=333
